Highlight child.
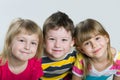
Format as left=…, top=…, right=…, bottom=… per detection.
left=0, top=18, right=44, bottom=80
left=40, top=11, right=76, bottom=80
left=72, top=18, right=120, bottom=80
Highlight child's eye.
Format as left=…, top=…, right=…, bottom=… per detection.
left=19, top=39, right=25, bottom=42
left=83, top=41, right=90, bottom=46
left=84, top=42, right=89, bottom=46
left=48, top=38, right=55, bottom=40
left=31, top=42, right=38, bottom=45
left=96, top=36, right=100, bottom=40
left=62, top=39, right=68, bottom=41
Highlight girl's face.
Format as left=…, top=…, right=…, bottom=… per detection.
left=11, top=33, right=39, bottom=61
left=45, top=27, right=74, bottom=60
left=81, top=34, right=109, bottom=59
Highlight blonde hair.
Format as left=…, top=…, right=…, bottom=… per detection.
left=74, top=18, right=113, bottom=78
left=0, top=18, right=43, bottom=65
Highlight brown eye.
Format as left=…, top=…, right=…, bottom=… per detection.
left=49, top=38, right=55, bottom=40
left=19, top=39, right=24, bottom=42
left=96, top=37, right=100, bottom=40
left=84, top=42, right=89, bottom=46
left=31, top=42, right=38, bottom=46
left=62, top=39, right=68, bottom=41
left=95, top=35, right=102, bottom=41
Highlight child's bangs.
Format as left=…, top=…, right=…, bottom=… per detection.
left=18, top=25, right=39, bottom=35
left=80, top=29, right=100, bottom=43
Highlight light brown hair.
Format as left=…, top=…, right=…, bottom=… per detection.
left=74, top=18, right=113, bottom=78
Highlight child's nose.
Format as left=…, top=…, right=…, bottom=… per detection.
left=24, top=42, right=30, bottom=50
left=54, top=40, right=60, bottom=48
left=92, top=42, right=98, bottom=48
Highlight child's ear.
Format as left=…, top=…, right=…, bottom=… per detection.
left=104, top=35, right=109, bottom=43
left=80, top=49, right=85, bottom=53
left=76, top=46, right=85, bottom=53
left=70, top=39, right=75, bottom=47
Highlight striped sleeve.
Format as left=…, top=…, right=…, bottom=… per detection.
left=115, top=52, right=120, bottom=76
left=72, top=53, right=84, bottom=77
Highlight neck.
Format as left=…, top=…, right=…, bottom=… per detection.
left=92, top=56, right=107, bottom=63
left=91, top=52, right=111, bottom=71
left=8, top=55, right=28, bottom=74
left=8, top=60, right=28, bottom=74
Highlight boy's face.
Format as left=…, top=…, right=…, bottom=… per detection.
left=45, top=27, right=74, bottom=60
left=10, top=32, right=39, bottom=61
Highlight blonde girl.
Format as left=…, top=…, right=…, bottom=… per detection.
left=72, top=19, right=120, bottom=80
left=0, top=18, right=43, bottom=80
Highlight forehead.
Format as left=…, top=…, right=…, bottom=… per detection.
left=19, top=29, right=35, bottom=34
left=46, top=27, right=71, bottom=37
left=17, top=32, right=38, bottom=37
left=14, top=30, right=39, bottom=39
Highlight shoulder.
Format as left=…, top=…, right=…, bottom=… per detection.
left=28, top=58, right=42, bottom=67
left=42, top=55, right=54, bottom=64
left=76, top=52, right=84, bottom=60
left=0, top=61, right=8, bottom=76
left=114, top=49, right=120, bottom=65
left=67, top=47, right=77, bottom=58
left=115, top=51, right=120, bottom=60
left=29, top=57, right=42, bottom=62
left=28, top=58, right=43, bottom=76
left=28, top=58, right=42, bottom=72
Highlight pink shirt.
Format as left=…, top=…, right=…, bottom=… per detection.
left=72, top=51, right=120, bottom=80
left=0, top=58, right=44, bottom=80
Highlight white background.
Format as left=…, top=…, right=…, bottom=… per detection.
left=0, top=0, right=120, bottom=52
